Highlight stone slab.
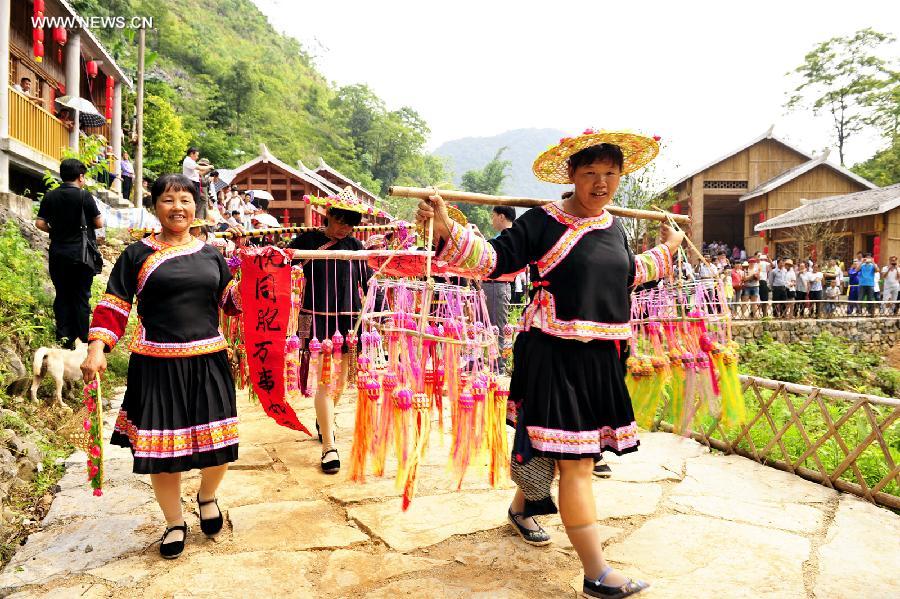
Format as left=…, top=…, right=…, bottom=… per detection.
left=452, top=536, right=579, bottom=573
left=675, top=453, right=835, bottom=504
left=142, top=551, right=316, bottom=598
left=605, top=514, right=809, bottom=598
left=237, top=417, right=315, bottom=446
left=229, top=444, right=273, bottom=469
left=229, top=500, right=368, bottom=550
left=181, top=469, right=318, bottom=507
left=669, top=494, right=823, bottom=533
left=366, top=577, right=532, bottom=599
left=42, top=482, right=154, bottom=526
left=7, top=582, right=110, bottom=598
left=814, top=495, right=900, bottom=598
left=320, top=549, right=446, bottom=591
left=85, top=554, right=155, bottom=586
left=0, top=514, right=155, bottom=590
left=348, top=490, right=510, bottom=552
left=603, top=432, right=707, bottom=482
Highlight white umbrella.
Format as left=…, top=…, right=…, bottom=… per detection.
left=248, top=189, right=274, bottom=201
left=216, top=169, right=236, bottom=184
left=55, top=95, right=102, bottom=116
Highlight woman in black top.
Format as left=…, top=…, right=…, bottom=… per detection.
left=288, top=205, right=373, bottom=474
left=81, top=174, right=243, bottom=559
left=417, top=131, right=683, bottom=599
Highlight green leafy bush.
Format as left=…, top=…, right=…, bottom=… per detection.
left=0, top=222, right=55, bottom=353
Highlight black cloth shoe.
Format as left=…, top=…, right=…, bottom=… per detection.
left=159, top=522, right=188, bottom=559
left=582, top=567, right=649, bottom=598
left=507, top=508, right=551, bottom=546
left=197, top=493, right=223, bottom=536
left=321, top=448, right=340, bottom=474
left=593, top=460, right=612, bottom=478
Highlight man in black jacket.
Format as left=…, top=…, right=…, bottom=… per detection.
left=35, top=159, right=104, bottom=348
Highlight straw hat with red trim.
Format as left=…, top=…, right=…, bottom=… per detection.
left=304, top=186, right=389, bottom=219
left=532, top=128, right=661, bottom=183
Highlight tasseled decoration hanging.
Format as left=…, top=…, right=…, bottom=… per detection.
left=285, top=335, right=301, bottom=402
left=401, top=392, right=432, bottom=511
left=450, top=391, right=475, bottom=489
left=346, top=330, right=358, bottom=387
left=719, top=341, right=746, bottom=429
left=349, top=371, right=379, bottom=482
left=392, top=388, right=415, bottom=490
left=305, top=337, right=321, bottom=398
left=487, top=385, right=510, bottom=487
left=371, top=370, right=398, bottom=476
left=331, top=331, right=344, bottom=399
left=320, top=338, right=333, bottom=392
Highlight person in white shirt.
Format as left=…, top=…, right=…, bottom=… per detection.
left=250, top=198, right=280, bottom=229
left=824, top=279, right=841, bottom=316
left=882, top=256, right=900, bottom=314
left=808, top=263, right=824, bottom=318
left=783, top=260, right=797, bottom=317
left=181, top=147, right=211, bottom=196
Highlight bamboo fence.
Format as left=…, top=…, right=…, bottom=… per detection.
left=654, top=375, right=900, bottom=509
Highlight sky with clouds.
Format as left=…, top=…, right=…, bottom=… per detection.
left=253, top=0, right=897, bottom=183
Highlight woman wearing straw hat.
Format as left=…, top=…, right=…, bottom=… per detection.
left=287, top=187, right=388, bottom=474
left=416, top=130, right=683, bottom=598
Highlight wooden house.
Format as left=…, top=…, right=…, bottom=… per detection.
left=229, top=145, right=392, bottom=226
left=755, top=183, right=900, bottom=265
left=662, top=126, right=876, bottom=256
left=1, top=0, right=132, bottom=213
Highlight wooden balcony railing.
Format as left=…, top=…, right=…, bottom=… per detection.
left=7, top=87, right=68, bottom=162
left=653, top=375, right=900, bottom=509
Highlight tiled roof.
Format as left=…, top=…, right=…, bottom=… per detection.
left=755, top=184, right=900, bottom=231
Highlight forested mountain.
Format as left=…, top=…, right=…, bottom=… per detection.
left=68, top=0, right=445, bottom=210
left=434, top=128, right=569, bottom=198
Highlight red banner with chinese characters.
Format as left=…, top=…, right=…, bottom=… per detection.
left=239, top=246, right=310, bottom=435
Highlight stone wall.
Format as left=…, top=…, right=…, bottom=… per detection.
left=733, top=317, right=900, bottom=353
left=0, top=193, right=33, bottom=221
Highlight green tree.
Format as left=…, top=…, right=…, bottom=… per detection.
left=786, top=28, right=897, bottom=165
left=459, top=148, right=512, bottom=233
left=852, top=140, right=900, bottom=186
left=143, top=94, right=190, bottom=174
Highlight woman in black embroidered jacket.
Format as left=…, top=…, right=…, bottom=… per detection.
left=416, top=131, right=683, bottom=599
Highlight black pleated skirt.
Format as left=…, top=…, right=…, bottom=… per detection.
left=509, top=329, right=639, bottom=461
left=111, top=351, right=239, bottom=474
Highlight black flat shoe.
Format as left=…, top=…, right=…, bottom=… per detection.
left=321, top=448, right=340, bottom=474
left=593, top=460, right=612, bottom=479
left=582, top=567, right=650, bottom=598
left=197, top=493, right=223, bottom=536
left=159, top=522, right=188, bottom=559
left=507, top=508, right=551, bottom=546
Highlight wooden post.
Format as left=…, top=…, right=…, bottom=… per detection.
left=0, top=0, right=10, bottom=193
left=134, top=26, right=145, bottom=198
left=690, top=175, right=705, bottom=251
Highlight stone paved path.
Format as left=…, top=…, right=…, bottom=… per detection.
left=1, top=387, right=898, bottom=598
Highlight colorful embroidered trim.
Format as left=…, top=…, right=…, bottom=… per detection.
left=88, top=294, right=132, bottom=350
left=538, top=204, right=614, bottom=277
left=436, top=222, right=497, bottom=278
left=113, top=411, right=239, bottom=459
left=128, top=323, right=228, bottom=358
left=97, top=293, right=131, bottom=317
left=219, top=278, right=242, bottom=315
left=522, top=291, right=632, bottom=340
left=633, top=244, right=673, bottom=287
left=87, top=328, right=118, bottom=348
left=527, top=422, right=638, bottom=454
left=137, top=236, right=205, bottom=295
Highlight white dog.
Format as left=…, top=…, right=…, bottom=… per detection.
left=30, top=339, right=88, bottom=411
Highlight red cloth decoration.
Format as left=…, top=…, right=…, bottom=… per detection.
left=239, top=246, right=311, bottom=435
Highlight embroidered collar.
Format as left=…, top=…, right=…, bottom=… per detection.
left=142, top=234, right=204, bottom=251
left=544, top=202, right=613, bottom=230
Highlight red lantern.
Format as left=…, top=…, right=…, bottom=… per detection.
left=86, top=60, right=98, bottom=78
left=57, top=82, right=65, bottom=94
left=874, top=235, right=882, bottom=263
left=758, top=213, right=765, bottom=239
left=33, top=40, right=44, bottom=63
left=671, top=203, right=681, bottom=215
left=33, top=0, right=45, bottom=13
left=52, top=27, right=67, bottom=45
left=33, top=27, right=44, bottom=43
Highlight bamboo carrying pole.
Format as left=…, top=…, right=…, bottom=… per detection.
left=389, top=186, right=691, bottom=225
